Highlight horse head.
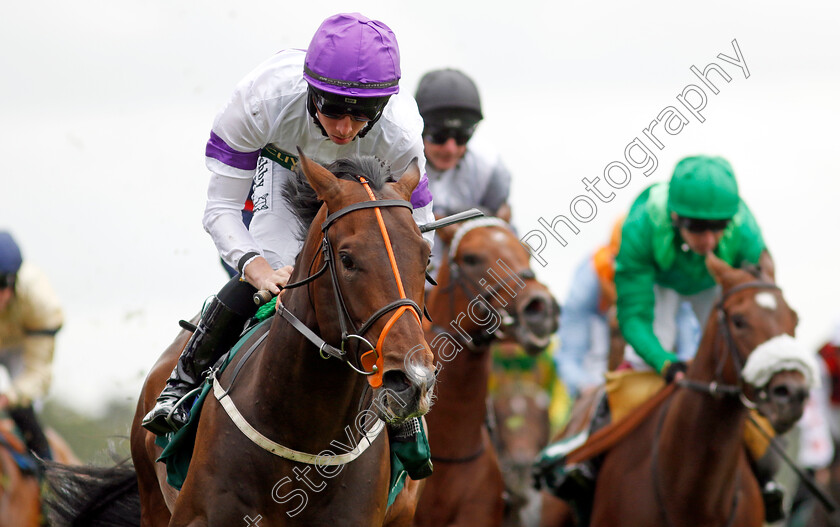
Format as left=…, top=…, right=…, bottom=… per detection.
left=705, top=252, right=817, bottom=433
left=295, top=151, right=436, bottom=423
left=430, top=219, right=559, bottom=355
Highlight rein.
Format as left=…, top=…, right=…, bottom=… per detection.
left=211, top=177, right=425, bottom=465
left=261, top=179, right=424, bottom=388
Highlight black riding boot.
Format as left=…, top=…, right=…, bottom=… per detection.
left=533, top=391, right=611, bottom=525
left=142, top=293, right=251, bottom=436
left=9, top=404, right=53, bottom=461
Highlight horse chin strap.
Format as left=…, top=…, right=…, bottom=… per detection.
left=676, top=280, right=782, bottom=410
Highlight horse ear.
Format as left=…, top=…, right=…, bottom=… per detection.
left=437, top=223, right=457, bottom=245
left=296, top=147, right=340, bottom=202
left=758, top=250, right=776, bottom=283
left=706, top=252, right=734, bottom=286
left=394, top=158, right=421, bottom=200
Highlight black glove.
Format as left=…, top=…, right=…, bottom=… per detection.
left=663, top=361, right=688, bottom=383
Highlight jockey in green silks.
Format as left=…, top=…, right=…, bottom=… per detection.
left=615, top=155, right=769, bottom=379
left=534, top=156, right=786, bottom=524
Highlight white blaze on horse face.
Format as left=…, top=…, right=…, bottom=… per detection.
left=755, top=291, right=778, bottom=311
left=742, top=334, right=820, bottom=389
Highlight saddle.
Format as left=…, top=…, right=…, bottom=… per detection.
left=157, top=308, right=432, bottom=507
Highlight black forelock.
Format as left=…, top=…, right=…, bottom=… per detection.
left=281, top=155, right=397, bottom=241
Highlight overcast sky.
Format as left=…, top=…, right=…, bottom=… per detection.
left=2, top=0, right=838, bottom=414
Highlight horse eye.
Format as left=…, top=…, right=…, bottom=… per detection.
left=731, top=314, right=748, bottom=329
left=339, top=253, right=355, bottom=270
left=462, top=253, right=480, bottom=266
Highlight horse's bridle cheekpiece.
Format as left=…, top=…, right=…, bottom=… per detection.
left=676, top=280, right=782, bottom=406
left=254, top=181, right=482, bottom=388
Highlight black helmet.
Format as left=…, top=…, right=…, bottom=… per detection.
left=415, top=69, right=483, bottom=129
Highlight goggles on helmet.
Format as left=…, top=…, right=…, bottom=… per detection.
left=676, top=216, right=730, bottom=233
left=310, top=88, right=390, bottom=123
left=0, top=273, right=16, bottom=290
left=423, top=124, right=476, bottom=146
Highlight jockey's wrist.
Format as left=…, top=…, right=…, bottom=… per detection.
left=238, top=251, right=261, bottom=277
left=663, top=361, right=688, bottom=383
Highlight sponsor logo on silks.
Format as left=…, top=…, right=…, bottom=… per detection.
left=260, top=144, right=298, bottom=171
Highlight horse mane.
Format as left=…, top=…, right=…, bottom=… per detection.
left=282, top=155, right=396, bottom=241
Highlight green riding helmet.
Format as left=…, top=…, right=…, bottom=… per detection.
left=667, top=155, right=740, bottom=220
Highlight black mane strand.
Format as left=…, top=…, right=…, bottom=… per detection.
left=282, top=155, right=396, bottom=240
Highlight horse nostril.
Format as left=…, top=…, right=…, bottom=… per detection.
left=771, top=385, right=791, bottom=400
left=523, top=297, right=546, bottom=316
left=382, top=370, right=411, bottom=394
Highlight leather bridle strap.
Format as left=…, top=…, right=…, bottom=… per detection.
left=356, top=299, right=422, bottom=338
left=355, top=178, right=424, bottom=388
left=322, top=199, right=413, bottom=230
left=676, top=281, right=782, bottom=401
left=276, top=301, right=345, bottom=360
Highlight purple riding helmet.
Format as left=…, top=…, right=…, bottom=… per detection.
left=304, top=13, right=401, bottom=137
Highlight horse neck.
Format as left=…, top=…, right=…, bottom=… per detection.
left=658, top=309, right=747, bottom=499
left=248, top=243, right=372, bottom=448
left=425, top=256, right=494, bottom=455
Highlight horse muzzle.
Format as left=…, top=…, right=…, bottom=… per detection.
left=513, top=290, right=560, bottom=356
left=373, top=367, right=436, bottom=424
left=754, top=370, right=810, bottom=435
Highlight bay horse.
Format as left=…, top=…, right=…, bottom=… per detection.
left=0, top=414, right=79, bottom=527
left=541, top=253, right=814, bottom=526
left=48, top=152, right=438, bottom=526
left=413, top=218, right=559, bottom=527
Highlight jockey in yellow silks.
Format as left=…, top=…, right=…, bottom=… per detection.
left=0, top=231, right=63, bottom=461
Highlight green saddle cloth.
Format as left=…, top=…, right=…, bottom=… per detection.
left=154, top=307, right=432, bottom=508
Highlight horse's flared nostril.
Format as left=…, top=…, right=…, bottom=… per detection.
left=770, top=385, right=791, bottom=400
left=769, top=384, right=810, bottom=405
left=523, top=297, right=547, bottom=316
left=518, top=292, right=560, bottom=337
left=382, top=370, right=411, bottom=394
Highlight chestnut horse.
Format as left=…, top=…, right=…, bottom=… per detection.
left=542, top=253, right=813, bottom=526
left=0, top=415, right=79, bottom=527
left=413, top=218, right=559, bottom=527
left=47, top=153, right=438, bottom=526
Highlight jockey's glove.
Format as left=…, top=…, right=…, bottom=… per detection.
left=663, top=361, right=688, bottom=384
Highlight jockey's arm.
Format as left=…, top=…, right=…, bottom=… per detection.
left=481, top=154, right=512, bottom=222
left=12, top=333, right=57, bottom=406
left=615, top=237, right=678, bottom=375
left=9, top=265, right=63, bottom=406
left=495, top=202, right=512, bottom=222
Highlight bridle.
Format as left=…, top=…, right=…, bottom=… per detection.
left=430, top=218, right=535, bottom=350
left=676, top=280, right=782, bottom=406
left=272, top=176, right=424, bottom=388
